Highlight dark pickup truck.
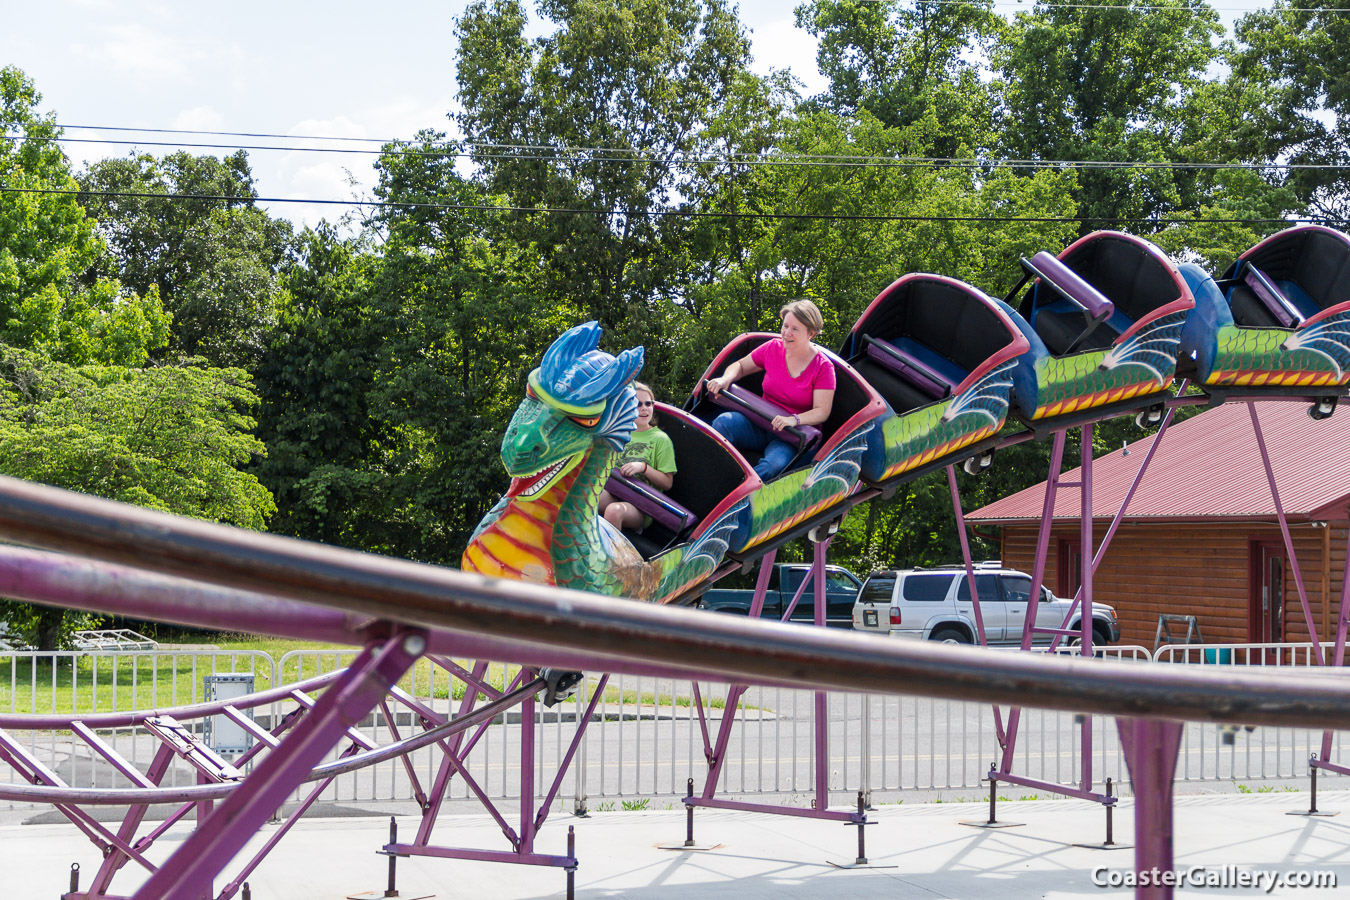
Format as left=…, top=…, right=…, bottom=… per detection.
left=697, top=564, right=863, bottom=628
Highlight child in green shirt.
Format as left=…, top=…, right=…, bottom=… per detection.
left=599, top=382, right=677, bottom=532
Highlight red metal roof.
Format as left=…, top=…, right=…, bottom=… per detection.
left=967, top=401, right=1350, bottom=524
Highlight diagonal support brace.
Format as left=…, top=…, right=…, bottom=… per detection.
left=133, top=629, right=427, bottom=900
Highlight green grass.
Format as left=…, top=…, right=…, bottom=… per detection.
left=0, top=634, right=512, bottom=715
left=593, top=687, right=727, bottom=710
left=0, top=633, right=738, bottom=716
left=0, top=644, right=279, bottom=715
left=586, top=799, right=655, bottom=813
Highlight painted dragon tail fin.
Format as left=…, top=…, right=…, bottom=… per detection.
left=652, top=498, right=749, bottom=603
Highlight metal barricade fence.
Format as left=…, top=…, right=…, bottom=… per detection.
left=1, top=642, right=1343, bottom=811
left=1153, top=642, right=1345, bottom=785
left=0, top=648, right=274, bottom=807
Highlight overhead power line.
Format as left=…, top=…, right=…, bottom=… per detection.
left=855, top=0, right=1350, bottom=12
left=8, top=129, right=1347, bottom=174
left=0, top=184, right=1327, bottom=228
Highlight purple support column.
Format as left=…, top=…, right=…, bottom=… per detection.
left=520, top=693, right=536, bottom=854
left=949, top=465, right=1007, bottom=747
left=536, top=673, right=610, bottom=829
left=748, top=549, right=777, bottom=620
left=1022, top=430, right=1068, bottom=651
left=1000, top=431, right=1066, bottom=772
left=1118, top=718, right=1184, bottom=900
left=781, top=549, right=815, bottom=623
left=814, top=536, right=830, bottom=814
left=701, top=687, right=747, bottom=798
left=90, top=744, right=177, bottom=894
left=1249, top=403, right=1322, bottom=659
left=414, top=659, right=493, bottom=845
left=699, top=551, right=774, bottom=799
left=1080, top=423, right=1094, bottom=793
left=948, top=466, right=993, bottom=648
left=1088, top=388, right=1185, bottom=585
left=134, top=630, right=425, bottom=900
left=1320, top=529, right=1350, bottom=761
left=194, top=771, right=213, bottom=900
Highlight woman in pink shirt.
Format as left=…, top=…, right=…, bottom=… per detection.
left=706, top=300, right=836, bottom=479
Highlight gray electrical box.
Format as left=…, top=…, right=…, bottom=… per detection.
left=203, top=673, right=256, bottom=755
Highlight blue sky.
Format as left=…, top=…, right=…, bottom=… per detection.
left=3, top=1, right=1267, bottom=229
left=1, top=1, right=826, bottom=228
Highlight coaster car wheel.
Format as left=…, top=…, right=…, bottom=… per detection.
left=1308, top=396, right=1338, bottom=421
left=1134, top=403, right=1165, bottom=429
left=962, top=450, right=995, bottom=476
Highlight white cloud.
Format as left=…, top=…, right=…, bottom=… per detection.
left=82, top=23, right=194, bottom=78
left=287, top=160, right=357, bottom=198
left=745, top=14, right=825, bottom=98
left=365, top=97, right=460, bottom=143
left=260, top=117, right=376, bottom=229
left=262, top=107, right=457, bottom=229
left=289, top=116, right=367, bottom=141
left=62, top=137, right=122, bottom=173
left=263, top=158, right=363, bottom=232
left=171, top=106, right=224, bottom=133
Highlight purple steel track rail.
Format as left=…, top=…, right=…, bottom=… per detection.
left=8, top=479, right=1350, bottom=898
left=2, top=479, right=1350, bottom=723
left=0, top=623, right=548, bottom=898
left=0, top=675, right=546, bottom=809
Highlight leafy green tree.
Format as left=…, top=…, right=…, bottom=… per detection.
left=251, top=225, right=388, bottom=549
left=455, top=0, right=753, bottom=363
left=1151, top=166, right=1301, bottom=272
left=1227, top=1, right=1350, bottom=226
left=78, top=150, right=293, bottom=370
left=795, top=0, right=1002, bottom=155
left=655, top=67, right=798, bottom=395
left=0, top=66, right=169, bottom=366
left=0, top=346, right=274, bottom=648
left=670, top=107, right=1079, bottom=389
left=257, top=135, right=560, bottom=563
left=992, top=1, right=1222, bottom=234
left=367, top=131, right=564, bottom=559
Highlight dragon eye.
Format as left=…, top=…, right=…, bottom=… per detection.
left=568, top=413, right=602, bottom=428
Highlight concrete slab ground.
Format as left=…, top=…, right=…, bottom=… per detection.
left=7, top=790, right=1350, bottom=898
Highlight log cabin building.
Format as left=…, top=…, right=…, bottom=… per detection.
left=966, top=401, right=1350, bottom=649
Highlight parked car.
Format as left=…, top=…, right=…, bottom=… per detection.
left=698, top=563, right=863, bottom=628
left=851, top=562, right=1120, bottom=646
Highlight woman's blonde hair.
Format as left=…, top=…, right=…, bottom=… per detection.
left=632, top=380, right=658, bottom=425
left=780, top=299, right=824, bottom=335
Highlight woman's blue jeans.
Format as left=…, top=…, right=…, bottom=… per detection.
left=712, top=411, right=797, bottom=480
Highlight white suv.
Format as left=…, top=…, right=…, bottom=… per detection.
left=851, top=563, right=1120, bottom=647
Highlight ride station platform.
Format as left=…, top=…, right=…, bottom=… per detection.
left=6, top=789, right=1347, bottom=898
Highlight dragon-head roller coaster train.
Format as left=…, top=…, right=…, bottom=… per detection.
left=465, top=224, right=1350, bottom=607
